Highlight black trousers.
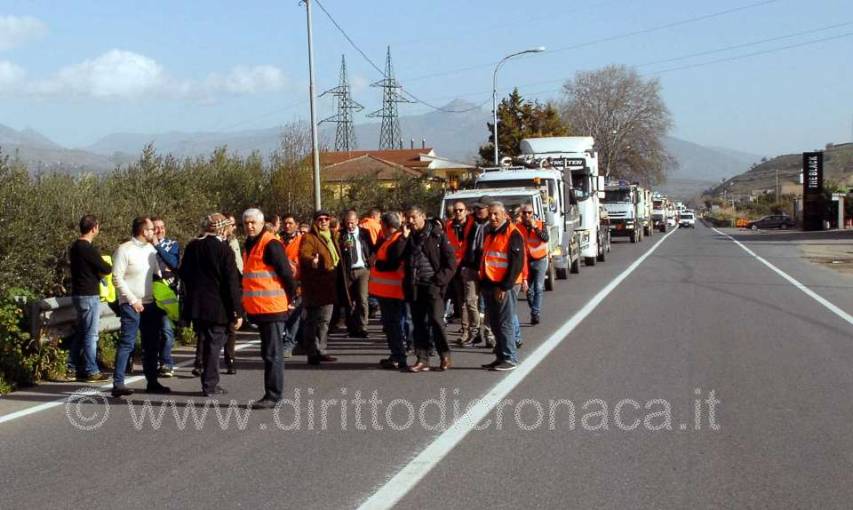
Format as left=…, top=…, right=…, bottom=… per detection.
left=258, top=320, right=285, bottom=402
left=195, top=321, right=237, bottom=370
left=410, top=284, right=450, bottom=360
left=194, top=321, right=228, bottom=394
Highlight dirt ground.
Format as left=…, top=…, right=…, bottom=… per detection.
left=801, top=241, right=853, bottom=276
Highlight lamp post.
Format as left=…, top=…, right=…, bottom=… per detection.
left=302, top=0, right=322, bottom=210
left=492, top=46, right=546, bottom=165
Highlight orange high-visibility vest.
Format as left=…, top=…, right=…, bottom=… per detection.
left=368, top=231, right=405, bottom=300
left=480, top=222, right=524, bottom=285
left=242, top=231, right=289, bottom=315
left=445, top=216, right=474, bottom=264
left=359, top=217, right=382, bottom=246
left=516, top=220, right=549, bottom=261
left=282, top=233, right=302, bottom=281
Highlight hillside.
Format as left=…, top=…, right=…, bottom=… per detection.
left=710, top=142, right=853, bottom=196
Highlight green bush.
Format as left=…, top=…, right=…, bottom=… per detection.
left=176, top=325, right=197, bottom=346
left=0, top=288, right=68, bottom=393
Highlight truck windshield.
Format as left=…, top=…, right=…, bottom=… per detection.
left=570, top=169, right=591, bottom=200
left=653, top=200, right=663, bottom=209
left=604, top=190, right=631, bottom=203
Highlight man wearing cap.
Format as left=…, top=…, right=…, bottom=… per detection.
left=242, top=208, right=297, bottom=409
left=299, top=210, right=351, bottom=366
left=179, top=214, right=243, bottom=396
left=517, top=202, right=550, bottom=325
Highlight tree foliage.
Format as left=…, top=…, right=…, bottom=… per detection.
left=560, top=65, right=673, bottom=185
left=479, top=88, right=570, bottom=164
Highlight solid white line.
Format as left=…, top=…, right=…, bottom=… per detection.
left=0, top=339, right=261, bottom=425
left=356, top=226, right=681, bottom=510
left=712, top=227, right=853, bottom=326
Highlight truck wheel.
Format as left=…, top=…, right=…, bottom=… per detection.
left=544, top=261, right=555, bottom=291
left=584, top=256, right=596, bottom=266
left=596, top=244, right=606, bottom=262
left=630, top=230, right=637, bottom=243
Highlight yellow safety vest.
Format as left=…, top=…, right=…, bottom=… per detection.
left=152, top=280, right=180, bottom=322
left=99, top=255, right=116, bottom=303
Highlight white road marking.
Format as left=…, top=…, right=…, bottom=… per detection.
left=0, top=340, right=261, bottom=425
left=356, top=227, right=681, bottom=510
left=712, top=227, right=853, bottom=327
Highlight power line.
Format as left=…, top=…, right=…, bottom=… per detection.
left=313, top=0, right=487, bottom=114
left=400, top=0, right=782, bottom=84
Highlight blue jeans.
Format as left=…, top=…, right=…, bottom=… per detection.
left=114, top=303, right=163, bottom=387
left=526, top=256, right=548, bottom=317
left=483, top=285, right=519, bottom=364
left=68, top=295, right=101, bottom=376
left=378, top=298, right=407, bottom=365
left=159, top=315, right=175, bottom=369
left=282, top=303, right=303, bottom=354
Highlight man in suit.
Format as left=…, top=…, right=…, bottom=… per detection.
left=339, top=209, right=374, bottom=338
left=179, top=213, right=243, bottom=396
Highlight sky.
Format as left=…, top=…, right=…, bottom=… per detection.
left=0, top=0, right=851, bottom=156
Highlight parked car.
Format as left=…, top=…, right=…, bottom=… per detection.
left=747, top=214, right=795, bottom=230
left=679, top=211, right=695, bottom=228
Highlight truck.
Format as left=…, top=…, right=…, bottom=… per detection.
left=439, top=187, right=563, bottom=290
left=473, top=164, right=583, bottom=283
left=515, top=136, right=610, bottom=266
left=652, top=193, right=670, bottom=233
left=602, top=180, right=644, bottom=243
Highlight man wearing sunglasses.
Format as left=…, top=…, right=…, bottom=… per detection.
left=516, top=203, right=550, bottom=325
left=445, top=201, right=477, bottom=346
left=299, top=210, right=352, bottom=366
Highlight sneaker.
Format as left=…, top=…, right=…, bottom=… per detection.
left=481, top=359, right=502, bottom=369
left=491, top=361, right=517, bottom=372
left=379, top=358, right=400, bottom=370
left=158, top=367, right=175, bottom=378
left=203, top=386, right=228, bottom=397
left=530, top=314, right=540, bottom=325
left=251, top=398, right=279, bottom=410
left=516, top=340, right=524, bottom=349
left=85, top=372, right=110, bottom=382
left=58, top=372, right=79, bottom=382
left=191, top=367, right=202, bottom=377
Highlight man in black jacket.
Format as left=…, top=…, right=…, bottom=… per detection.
left=179, top=213, right=243, bottom=396
left=339, top=209, right=374, bottom=338
left=461, top=203, right=494, bottom=348
left=402, top=206, right=457, bottom=372
left=480, top=202, right=525, bottom=372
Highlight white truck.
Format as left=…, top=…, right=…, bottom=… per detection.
left=439, top=187, right=562, bottom=290
left=603, top=180, right=644, bottom=243
left=514, top=136, right=610, bottom=266
left=652, top=193, right=670, bottom=233
left=638, top=186, right=654, bottom=238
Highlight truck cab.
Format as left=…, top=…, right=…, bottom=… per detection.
left=515, top=136, right=609, bottom=266
left=652, top=193, right=669, bottom=233
left=603, top=180, right=643, bottom=243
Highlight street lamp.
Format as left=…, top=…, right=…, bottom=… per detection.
left=492, top=46, right=546, bottom=165
left=301, top=0, right=322, bottom=210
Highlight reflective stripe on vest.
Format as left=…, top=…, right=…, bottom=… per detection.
left=480, top=223, right=524, bottom=285
left=517, top=220, right=549, bottom=260
left=242, top=231, right=289, bottom=315
left=444, top=216, right=473, bottom=264
left=368, top=231, right=405, bottom=300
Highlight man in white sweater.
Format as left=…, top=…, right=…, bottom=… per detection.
left=111, top=216, right=170, bottom=397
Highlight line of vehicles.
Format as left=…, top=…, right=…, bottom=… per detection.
left=440, top=136, right=691, bottom=292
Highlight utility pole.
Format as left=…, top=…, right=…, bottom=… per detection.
left=301, top=0, right=322, bottom=210
left=775, top=168, right=779, bottom=202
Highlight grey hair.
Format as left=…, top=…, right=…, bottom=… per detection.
left=380, top=211, right=401, bottom=230
left=488, top=201, right=505, bottom=211
left=242, top=208, right=264, bottom=223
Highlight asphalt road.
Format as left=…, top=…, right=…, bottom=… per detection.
left=1, top=223, right=852, bottom=509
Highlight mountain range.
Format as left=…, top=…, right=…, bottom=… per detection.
left=1, top=99, right=760, bottom=198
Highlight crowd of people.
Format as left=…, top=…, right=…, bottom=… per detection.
left=66, top=200, right=552, bottom=408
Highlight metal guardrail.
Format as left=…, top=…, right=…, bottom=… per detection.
left=26, top=297, right=121, bottom=342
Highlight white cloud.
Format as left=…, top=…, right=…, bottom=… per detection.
left=0, top=49, right=288, bottom=101
left=43, top=49, right=168, bottom=99
left=205, top=65, right=287, bottom=94
left=0, top=15, right=48, bottom=51
left=0, top=60, right=25, bottom=90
